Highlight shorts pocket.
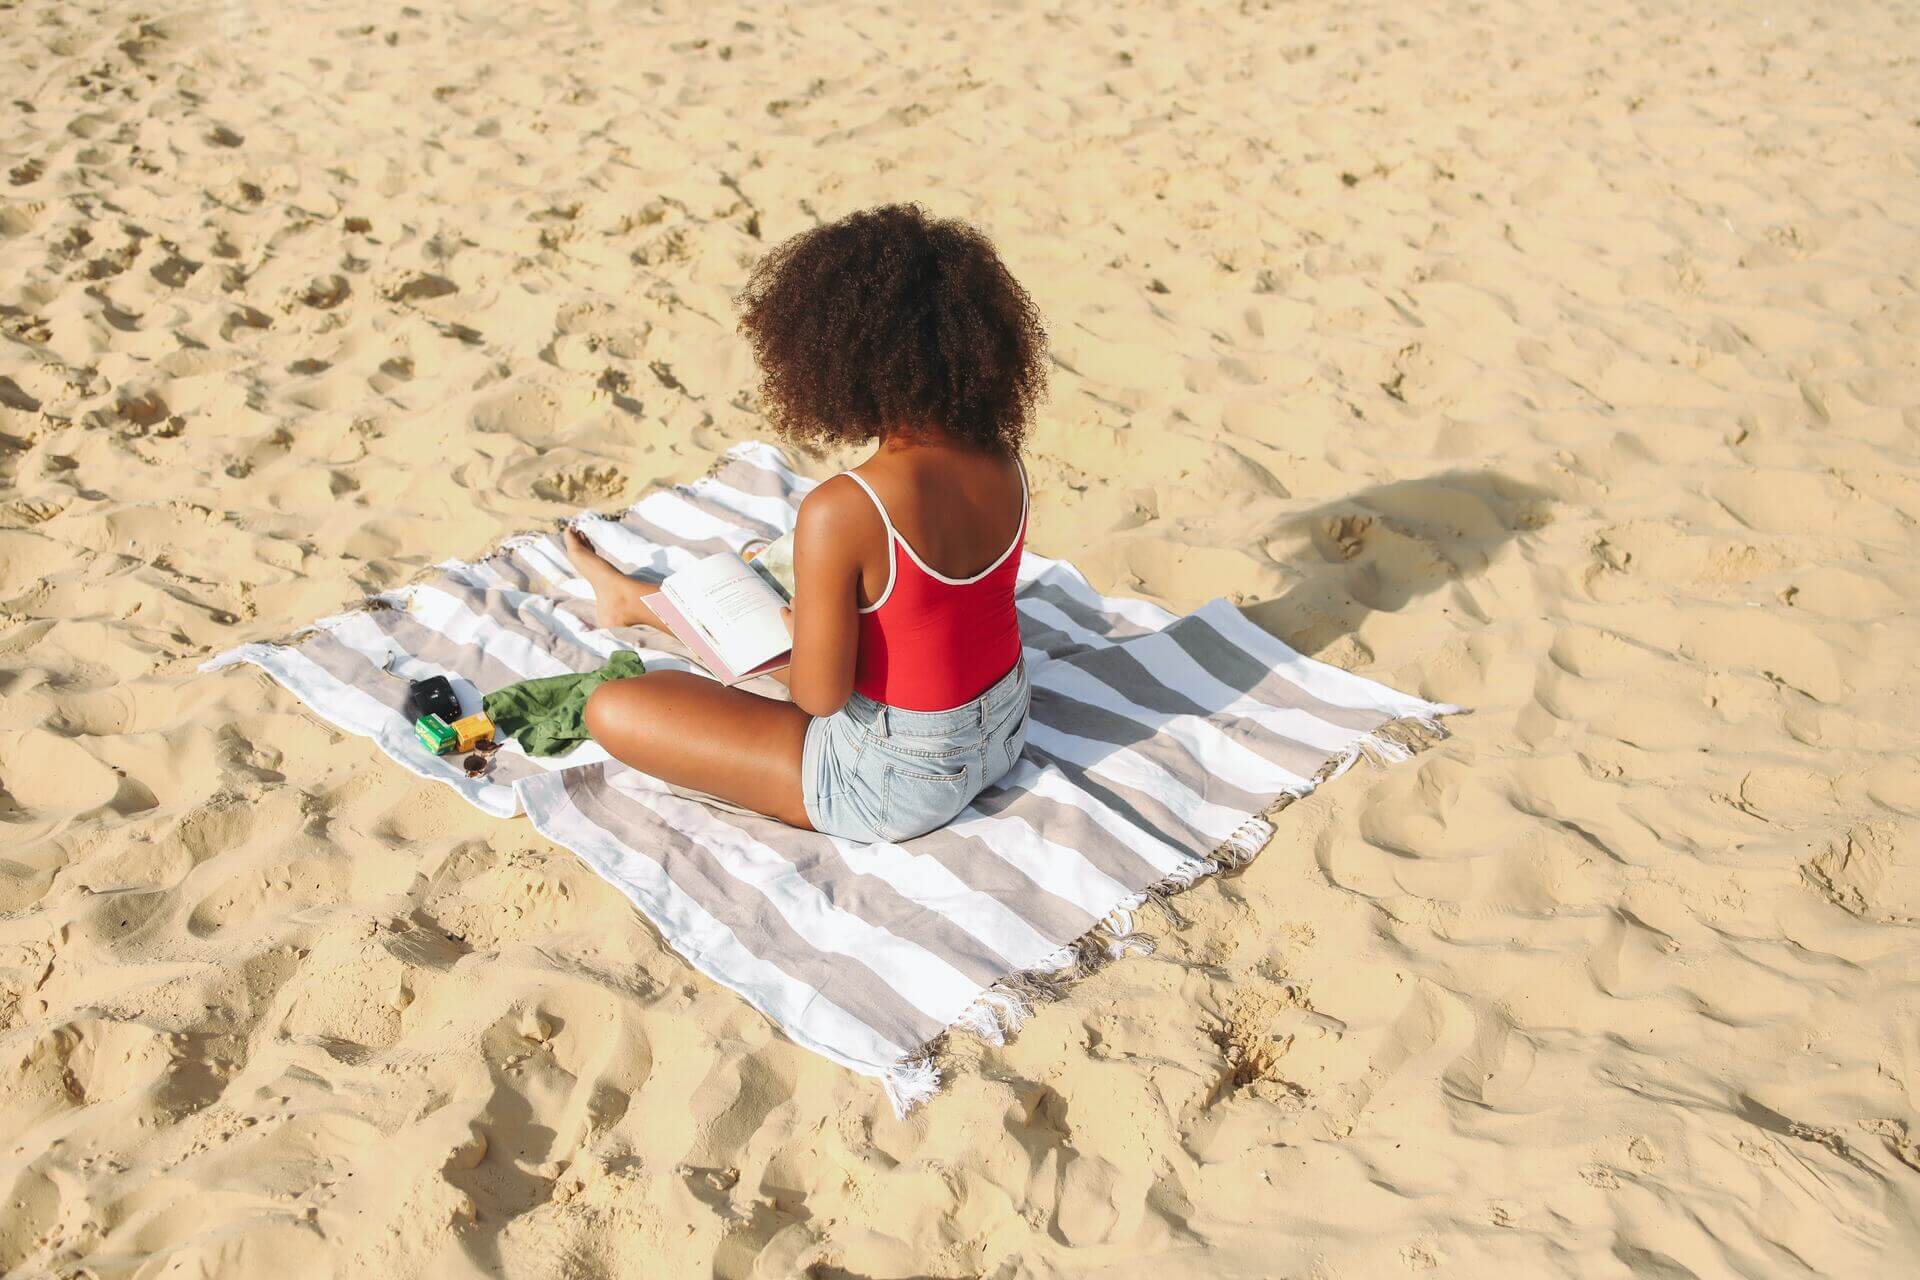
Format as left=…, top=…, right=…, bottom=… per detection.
left=877, top=758, right=975, bottom=843
left=988, top=700, right=1029, bottom=780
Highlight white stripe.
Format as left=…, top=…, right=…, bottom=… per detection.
left=1197, top=599, right=1459, bottom=720
left=609, top=770, right=985, bottom=1027
left=1019, top=595, right=1117, bottom=653
left=1025, top=720, right=1248, bottom=845
left=403, top=585, right=578, bottom=681
left=569, top=514, right=700, bottom=582
left=1013, top=760, right=1190, bottom=875
left=632, top=489, right=764, bottom=546
left=519, top=772, right=908, bottom=1075
left=940, top=791, right=1140, bottom=917
left=1120, top=626, right=1373, bottom=755
left=513, top=537, right=585, bottom=592
left=1017, top=553, right=1176, bottom=633
left=1030, top=661, right=1314, bottom=796
left=1019, top=600, right=1355, bottom=764
left=324, top=609, right=446, bottom=680
left=689, top=470, right=807, bottom=531
left=823, top=834, right=1061, bottom=969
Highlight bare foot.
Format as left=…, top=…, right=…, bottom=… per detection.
left=564, top=526, right=663, bottom=629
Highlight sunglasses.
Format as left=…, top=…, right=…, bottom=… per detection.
left=462, top=737, right=502, bottom=779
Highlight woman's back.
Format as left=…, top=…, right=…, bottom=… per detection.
left=836, top=445, right=1026, bottom=713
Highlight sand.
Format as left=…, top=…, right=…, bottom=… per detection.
left=4, top=0, right=1919, bottom=1274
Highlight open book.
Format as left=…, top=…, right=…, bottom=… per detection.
left=650, top=550, right=792, bottom=685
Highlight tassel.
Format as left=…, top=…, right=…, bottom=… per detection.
left=1214, top=815, right=1274, bottom=869
left=1099, top=925, right=1155, bottom=960
left=1145, top=884, right=1193, bottom=929
left=955, top=1001, right=1008, bottom=1045
left=881, top=1056, right=941, bottom=1117
left=1360, top=730, right=1415, bottom=765
left=1161, top=857, right=1215, bottom=891
left=953, top=986, right=1034, bottom=1046
left=979, top=988, right=1032, bottom=1036
left=1093, top=900, right=1156, bottom=959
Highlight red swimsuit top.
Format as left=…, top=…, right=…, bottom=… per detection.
left=842, top=461, right=1027, bottom=713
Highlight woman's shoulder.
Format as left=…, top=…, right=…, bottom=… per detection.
left=797, top=471, right=887, bottom=540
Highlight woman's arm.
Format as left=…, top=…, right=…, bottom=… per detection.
left=779, top=477, right=868, bottom=717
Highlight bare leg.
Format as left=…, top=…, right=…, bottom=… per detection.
left=584, top=672, right=813, bottom=828
left=564, top=527, right=666, bottom=630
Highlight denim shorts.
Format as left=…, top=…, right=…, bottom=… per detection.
left=802, top=659, right=1030, bottom=843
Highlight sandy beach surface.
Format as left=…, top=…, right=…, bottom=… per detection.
left=4, top=0, right=1919, bottom=1275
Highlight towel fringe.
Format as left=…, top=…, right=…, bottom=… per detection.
left=879, top=706, right=1461, bottom=1115
left=1320, top=707, right=1462, bottom=781
left=1214, top=814, right=1277, bottom=870
left=880, top=1055, right=941, bottom=1117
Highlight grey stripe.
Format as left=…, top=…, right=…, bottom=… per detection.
left=1017, top=580, right=1149, bottom=642
left=423, top=577, right=607, bottom=674
left=1024, top=744, right=1220, bottom=861
left=1026, top=685, right=1271, bottom=816
left=1057, top=642, right=1334, bottom=781
left=711, top=457, right=804, bottom=501
left=675, top=489, right=783, bottom=540
left=884, top=821, right=1099, bottom=942
left=690, top=807, right=1024, bottom=983
left=1210, top=715, right=1336, bottom=783
left=1167, top=614, right=1396, bottom=735
left=969, top=781, right=1169, bottom=891
left=505, top=534, right=576, bottom=589
left=561, top=768, right=945, bottom=1050
left=1020, top=574, right=1159, bottom=641
left=617, top=509, right=736, bottom=558
left=363, top=609, right=531, bottom=700
left=302, top=631, right=407, bottom=713
left=474, top=548, right=541, bottom=594
left=1016, top=626, right=1092, bottom=663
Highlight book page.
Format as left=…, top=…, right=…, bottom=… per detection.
left=660, top=552, right=791, bottom=677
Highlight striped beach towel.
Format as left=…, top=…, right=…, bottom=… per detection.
left=204, top=442, right=1460, bottom=1112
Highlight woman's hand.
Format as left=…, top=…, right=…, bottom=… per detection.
left=766, top=605, right=797, bottom=690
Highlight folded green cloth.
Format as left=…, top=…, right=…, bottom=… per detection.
left=482, top=650, right=644, bottom=757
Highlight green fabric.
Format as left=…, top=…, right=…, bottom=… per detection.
left=482, top=650, right=644, bottom=757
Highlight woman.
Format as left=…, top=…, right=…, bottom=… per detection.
left=563, top=203, right=1047, bottom=842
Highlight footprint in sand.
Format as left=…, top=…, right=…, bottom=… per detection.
left=1320, top=512, right=1373, bottom=561
left=533, top=464, right=628, bottom=505
left=297, top=274, right=350, bottom=309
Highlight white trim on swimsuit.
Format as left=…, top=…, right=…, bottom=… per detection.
left=839, top=459, right=1028, bottom=614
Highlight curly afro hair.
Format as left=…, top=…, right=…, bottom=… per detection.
left=735, top=204, right=1047, bottom=454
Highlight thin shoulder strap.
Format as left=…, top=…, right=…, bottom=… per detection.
left=841, top=470, right=897, bottom=538
left=839, top=470, right=898, bottom=614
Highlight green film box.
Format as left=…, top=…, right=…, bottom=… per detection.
left=414, top=714, right=458, bottom=755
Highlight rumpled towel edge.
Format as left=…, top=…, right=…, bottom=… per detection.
left=876, top=700, right=1466, bottom=1118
